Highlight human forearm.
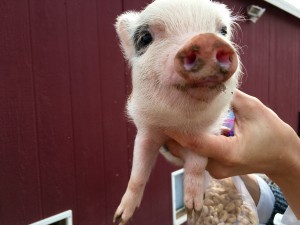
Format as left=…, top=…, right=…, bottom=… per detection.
left=269, top=166, right=300, bottom=218
left=268, top=132, right=300, bottom=218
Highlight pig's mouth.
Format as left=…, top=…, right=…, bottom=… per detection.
left=174, top=75, right=227, bottom=101
left=175, top=74, right=226, bottom=89
left=190, top=76, right=225, bottom=88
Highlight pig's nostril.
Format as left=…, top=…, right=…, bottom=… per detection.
left=216, top=50, right=232, bottom=70
left=186, top=52, right=197, bottom=64
left=184, top=52, right=197, bottom=71
left=216, top=50, right=232, bottom=64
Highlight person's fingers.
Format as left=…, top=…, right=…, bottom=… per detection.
left=206, top=157, right=249, bottom=179
left=231, top=90, right=264, bottom=122
left=165, top=130, right=238, bottom=160
left=206, top=159, right=234, bottom=179
left=232, top=90, right=257, bottom=109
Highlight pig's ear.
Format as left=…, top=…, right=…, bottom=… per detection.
left=115, top=11, right=140, bottom=60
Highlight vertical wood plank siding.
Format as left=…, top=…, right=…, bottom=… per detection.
left=0, top=0, right=299, bottom=224
left=66, top=0, right=106, bottom=224
left=29, top=0, right=78, bottom=220
left=97, top=0, right=130, bottom=224
left=0, top=0, right=42, bottom=224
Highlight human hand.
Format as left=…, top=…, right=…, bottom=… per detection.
left=165, top=90, right=300, bottom=179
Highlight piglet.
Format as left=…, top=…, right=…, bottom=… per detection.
left=113, top=0, right=241, bottom=224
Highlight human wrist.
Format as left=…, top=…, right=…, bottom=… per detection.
left=267, top=126, right=300, bottom=178
left=266, top=131, right=300, bottom=218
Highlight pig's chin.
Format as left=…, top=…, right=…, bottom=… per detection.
left=174, top=80, right=226, bottom=102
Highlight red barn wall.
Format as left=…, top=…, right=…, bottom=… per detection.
left=0, top=0, right=299, bottom=225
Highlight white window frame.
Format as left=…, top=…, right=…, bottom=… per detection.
left=29, top=210, right=72, bottom=225
left=264, top=0, right=300, bottom=19
left=171, top=169, right=186, bottom=225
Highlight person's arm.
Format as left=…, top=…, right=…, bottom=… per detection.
left=166, top=90, right=300, bottom=218
left=270, top=160, right=300, bottom=218
left=240, top=174, right=260, bottom=205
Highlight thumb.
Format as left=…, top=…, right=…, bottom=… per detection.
left=165, top=131, right=237, bottom=160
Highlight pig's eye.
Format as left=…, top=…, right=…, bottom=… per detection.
left=140, top=32, right=153, bottom=47
left=135, top=31, right=153, bottom=53
left=133, top=25, right=153, bottom=55
left=220, top=26, right=227, bottom=36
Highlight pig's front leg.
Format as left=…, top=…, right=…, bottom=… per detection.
left=113, top=131, right=163, bottom=225
left=184, top=151, right=207, bottom=224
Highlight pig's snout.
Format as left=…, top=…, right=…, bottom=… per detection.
left=175, top=33, right=238, bottom=84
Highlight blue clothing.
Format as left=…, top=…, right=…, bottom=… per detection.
left=266, top=181, right=288, bottom=225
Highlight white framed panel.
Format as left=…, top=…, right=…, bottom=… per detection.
left=264, top=0, right=300, bottom=18
left=29, top=210, right=72, bottom=225
left=171, top=169, right=186, bottom=225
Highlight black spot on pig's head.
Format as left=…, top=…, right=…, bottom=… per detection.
left=133, top=25, right=153, bottom=56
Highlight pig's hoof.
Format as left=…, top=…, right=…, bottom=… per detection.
left=113, top=206, right=133, bottom=225
left=113, top=213, right=123, bottom=225
left=186, top=208, right=202, bottom=225
left=184, top=193, right=203, bottom=212
left=113, top=191, right=141, bottom=225
left=113, top=211, right=129, bottom=225
left=187, top=209, right=202, bottom=225
left=185, top=191, right=203, bottom=224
